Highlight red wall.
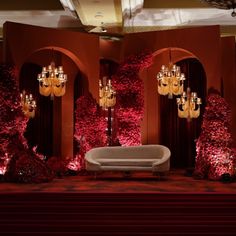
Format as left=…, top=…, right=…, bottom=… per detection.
left=3, top=22, right=235, bottom=158
left=3, top=21, right=100, bottom=159
left=3, top=21, right=99, bottom=100
left=123, top=26, right=221, bottom=91
left=99, top=27, right=235, bottom=146
left=100, top=38, right=123, bottom=63
left=119, top=26, right=222, bottom=144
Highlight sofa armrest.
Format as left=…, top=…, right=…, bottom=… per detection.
left=85, top=155, right=101, bottom=171
left=152, top=159, right=170, bottom=172
left=152, top=148, right=171, bottom=172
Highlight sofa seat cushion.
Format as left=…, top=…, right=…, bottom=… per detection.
left=98, top=159, right=157, bottom=167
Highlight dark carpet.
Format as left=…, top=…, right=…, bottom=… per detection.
left=0, top=169, right=235, bottom=193
left=1, top=169, right=236, bottom=235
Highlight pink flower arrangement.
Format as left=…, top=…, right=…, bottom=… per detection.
left=112, top=52, right=152, bottom=146
left=73, top=94, right=107, bottom=170
left=0, top=64, right=53, bottom=183
left=5, top=151, right=53, bottom=183
left=72, top=52, right=153, bottom=169
left=46, top=156, right=70, bottom=177
left=66, top=155, right=82, bottom=172
left=0, top=64, right=28, bottom=157
left=194, top=93, right=236, bottom=180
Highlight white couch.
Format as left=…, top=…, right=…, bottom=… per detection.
left=84, top=144, right=171, bottom=175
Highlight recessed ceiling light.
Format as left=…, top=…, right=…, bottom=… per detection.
left=100, top=36, right=121, bottom=41
left=95, top=14, right=103, bottom=18
left=101, top=27, right=107, bottom=32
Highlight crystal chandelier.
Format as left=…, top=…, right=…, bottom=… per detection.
left=99, top=76, right=116, bottom=109
left=176, top=87, right=202, bottom=121
left=157, top=48, right=186, bottom=99
left=20, top=90, right=36, bottom=118
left=37, top=50, right=67, bottom=98
left=202, top=0, right=236, bottom=17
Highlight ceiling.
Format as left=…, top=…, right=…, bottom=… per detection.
left=0, top=0, right=236, bottom=37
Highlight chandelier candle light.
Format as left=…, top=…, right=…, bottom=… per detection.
left=99, top=76, right=116, bottom=146
left=20, top=90, right=36, bottom=118
left=157, top=48, right=186, bottom=99
left=37, top=50, right=67, bottom=99
left=99, top=76, right=116, bottom=109
left=176, top=87, right=201, bottom=121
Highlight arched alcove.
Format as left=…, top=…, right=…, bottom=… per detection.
left=19, top=48, right=84, bottom=159
left=19, top=62, right=53, bottom=157
left=99, top=58, right=119, bottom=145
left=140, top=47, right=207, bottom=170
left=159, top=58, right=207, bottom=169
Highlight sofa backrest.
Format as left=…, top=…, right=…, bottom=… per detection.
left=85, top=145, right=171, bottom=160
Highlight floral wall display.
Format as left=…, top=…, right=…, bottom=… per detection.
left=112, top=52, right=152, bottom=146
left=71, top=95, right=107, bottom=171
left=71, top=52, right=152, bottom=171
left=194, top=93, right=236, bottom=180
left=0, top=64, right=53, bottom=183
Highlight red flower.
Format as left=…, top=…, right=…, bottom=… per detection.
left=74, top=95, right=107, bottom=170
left=194, top=93, right=236, bottom=180
left=113, top=52, right=152, bottom=146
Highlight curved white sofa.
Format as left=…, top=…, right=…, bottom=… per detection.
left=84, top=144, right=171, bottom=174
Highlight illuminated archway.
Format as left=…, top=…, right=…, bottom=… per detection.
left=140, top=47, right=207, bottom=169
left=19, top=47, right=85, bottom=159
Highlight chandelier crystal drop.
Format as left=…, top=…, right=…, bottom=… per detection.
left=157, top=48, right=186, bottom=99
left=20, top=90, right=36, bottom=118
left=176, top=87, right=202, bottom=121
left=37, top=53, right=67, bottom=98
left=99, top=76, right=116, bottom=109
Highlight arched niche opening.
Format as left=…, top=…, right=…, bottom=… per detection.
left=19, top=62, right=53, bottom=157
left=159, top=58, right=207, bottom=169
left=140, top=47, right=207, bottom=171
left=20, top=48, right=84, bottom=159
left=99, top=58, right=119, bottom=145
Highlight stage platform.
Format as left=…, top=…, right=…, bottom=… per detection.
left=1, top=169, right=236, bottom=193
left=0, top=169, right=236, bottom=235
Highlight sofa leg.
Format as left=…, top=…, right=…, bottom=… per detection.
left=123, top=171, right=132, bottom=178
left=153, top=172, right=161, bottom=180
left=153, top=172, right=168, bottom=180
left=94, top=172, right=97, bottom=180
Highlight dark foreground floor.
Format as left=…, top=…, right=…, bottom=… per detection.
left=0, top=169, right=236, bottom=193
left=1, top=169, right=236, bottom=235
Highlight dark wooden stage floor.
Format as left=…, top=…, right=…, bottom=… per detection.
left=1, top=169, right=236, bottom=193
left=1, top=169, right=236, bottom=235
